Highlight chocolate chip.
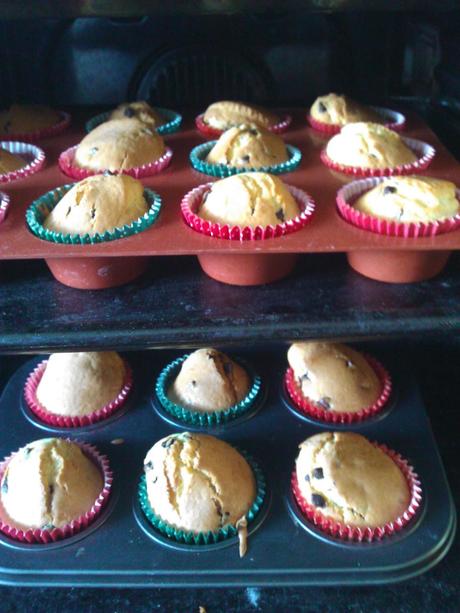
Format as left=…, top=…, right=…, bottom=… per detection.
left=41, top=523, right=55, bottom=530
left=312, top=467, right=324, bottom=479
left=398, top=207, right=404, bottom=221
left=311, top=493, right=326, bottom=508
left=223, top=362, right=233, bottom=376
left=318, top=102, right=327, bottom=113
left=241, top=155, right=250, bottom=163
left=124, top=106, right=136, bottom=118
left=249, top=129, right=259, bottom=136
left=1, top=474, right=8, bottom=494
left=301, top=371, right=310, bottom=381
left=207, top=352, right=214, bottom=360
left=65, top=206, right=72, bottom=217
left=383, top=185, right=397, bottom=195
left=318, top=397, right=332, bottom=410
left=153, top=476, right=158, bottom=484
left=24, top=447, right=33, bottom=456
left=161, top=437, right=176, bottom=448
left=144, top=461, right=154, bottom=471
left=90, top=206, right=96, bottom=219
left=103, top=170, right=116, bottom=176
left=304, top=474, right=310, bottom=482
left=89, top=147, right=98, bottom=156
left=191, top=380, right=197, bottom=387
left=275, top=209, right=285, bottom=222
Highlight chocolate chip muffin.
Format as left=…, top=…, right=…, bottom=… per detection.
left=310, top=94, right=380, bottom=127
left=287, top=342, right=381, bottom=413
left=110, top=101, right=165, bottom=129
left=0, top=438, right=103, bottom=530
left=199, top=172, right=299, bottom=227
left=43, top=174, right=148, bottom=236
left=354, top=176, right=460, bottom=223
left=0, top=104, right=61, bottom=135
left=36, top=351, right=126, bottom=417
left=143, top=432, right=256, bottom=533
left=0, top=147, right=26, bottom=173
left=168, top=348, right=250, bottom=412
left=326, top=122, right=417, bottom=169
left=295, top=432, right=410, bottom=527
left=206, top=124, right=289, bottom=168
left=203, top=101, right=279, bottom=131
left=75, top=118, right=166, bottom=172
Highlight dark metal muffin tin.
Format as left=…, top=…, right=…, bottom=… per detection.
left=0, top=347, right=455, bottom=587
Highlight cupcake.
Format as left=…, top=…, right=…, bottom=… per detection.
left=325, top=122, right=417, bottom=170
left=140, top=432, right=263, bottom=554
left=202, top=101, right=280, bottom=131
left=310, top=94, right=380, bottom=127
left=0, top=438, right=104, bottom=533
left=110, top=101, right=165, bottom=129
left=0, top=104, right=62, bottom=136
left=294, top=432, right=417, bottom=538
left=74, top=118, right=166, bottom=172
left=0, top=146, right=26, bottom=173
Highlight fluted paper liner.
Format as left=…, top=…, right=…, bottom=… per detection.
left=0, top=191, right=10, bottom=225
left=0, top=141, right=45, bottom=184
left=85, top=108, right=182, bottom=135
left=195, top=113, right=292, bottom=138
left=308, top=106, right=406, bottom=135
left=0, top=111, right=71, bottom=143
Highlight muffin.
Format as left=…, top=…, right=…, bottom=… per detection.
left=0, top=104, right=61, bottom=135
left=354, top=176, right=460, bottom=224
left=206, top=124, right=289, bottom=168
left=326, top=122, right=417, bottom=169
left=110, top=101, right=164, bottom=129
left=75, top=118, right=166, bottom=172
left=0, top=147, right=26, bottom=173
left=168, top=348, right=251, bottom=412
left=203, top=101, right=279, bottom=131
left=199, top=172, right=300, bottom=227
left=0, top=438, right=103, bottom=530
left=295, top=432, right=411, bottom=528
left=310, top=94, right=380, bottom=127
left=287, top=342, right=381, bottom=413
left=143, top=432, right=256, bottom=534
left=43, top=173, right=148, bottom=236
left=35, top=351, right=126, bottom=417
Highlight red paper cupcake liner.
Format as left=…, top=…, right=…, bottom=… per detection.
left=195, top=113, right=292, bottom=138
left=24, top=359, right=133, bottom=428
left=320, top=136, right=435, bottom=178
left=181, top=182, right=316, bottom=240
left=0, top=440, right=112, bottom=544
left=307, top=107, right=406, bottom=135
left=336, top=177, right=460, bottom=238
left=284, top=354, right=392, bottom=424
left=291, top=442, right=422, bottom=542
left=58, top=145, right=173, bottom=179
left=0, top=111, right=71, bottom=143
left=0, top=141, right=46, bottom=184
left=0, top=191, right=10, bottom=225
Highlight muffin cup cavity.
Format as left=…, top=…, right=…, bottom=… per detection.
left=320, top=136, right=435, bottom=178
left=26, top=184, right=162, bottom=245
left=195, top=113, right=292, bottom=138
left=0, top=191, right=10, bottom=225
left=0, top=440, right=113, bottom=544
left=181, top=182, right=315, bottom=241
left=58, top=145, right=173, bottom=180
left=284, top=354, right=392, bottom=425
left=0, top=141, right=46, bottom=184
left=155, top=355, right=262, bottom=427
left=307, top=107, right=406, bottom=135
left=189, top=141, right=302, bottom=178
left=291, top=442, right=422, bottom=543
left=337, top=178, right=460, bottom=238
left=85, top=108, right=183, bottom=135
left=24, top=359, right=133, bottom=428
left=0, top=111, right=71, bottom=143
left=138, top=451, right=266, bottom=546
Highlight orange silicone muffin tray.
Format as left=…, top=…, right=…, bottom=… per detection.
left=0, top=108, right=459, bottom=287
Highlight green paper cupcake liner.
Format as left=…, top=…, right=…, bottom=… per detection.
left=189, top=141, right=302, bottom=177
left=138, top=450, right=266, bottom=546
left=155, top=354, right=262, bottom=426
left=85, top=108, right=182, bottom=135
left=26, top=183, right=162, bottom=245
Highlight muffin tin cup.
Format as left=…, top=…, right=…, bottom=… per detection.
left=0, top=191, right=10, bottom=225
left=283, top=354, right=392, bottom=425
left=154, top=354, right=263, bottom=427
left=291, top=442, right=422, bottom=543
left=138, top=450, right=266, bottom=548
left=181, top=182, right=316, bottom=241
left=307, top=106, right=406, bottom=135
left=0, top=111, right=71, bottom=143
left=0, top=440, right=113, bottom=545
left=85, top=108, right=183, bottom=135
left=320, top=137, right=435, bottom=178
left=0, top=141, right=46, bottom=184
left=336, top=178, right=460, bottom=238
left=58, top=145, right=173, bottom=180
left=195, top=113, right=292, bottom=138
left=189, top=141, right=302, bottom=177
left=23, top=359, right=134, bottom=428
